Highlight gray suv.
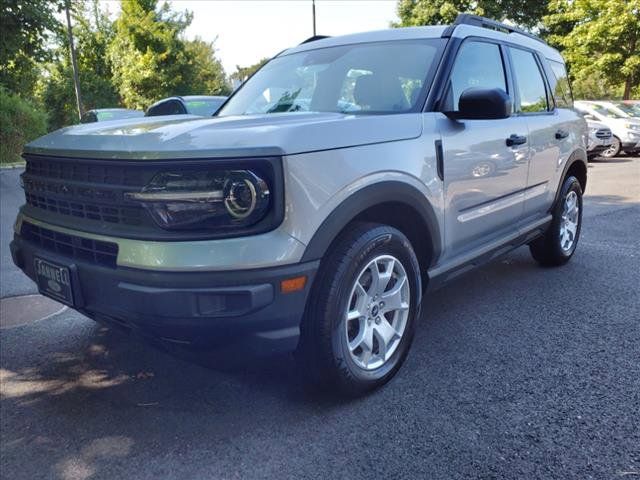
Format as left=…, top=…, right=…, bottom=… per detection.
left=11, top=15, right=587, bottom=394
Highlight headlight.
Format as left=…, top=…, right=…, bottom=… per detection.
left=125, top=169, right=271, bottom=230
left=589, top=127, right=599, bottom=134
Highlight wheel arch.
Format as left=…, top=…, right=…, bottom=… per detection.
left=300, top=181, right=441, bottom=285
left=554, top=149, right=587, bottom=206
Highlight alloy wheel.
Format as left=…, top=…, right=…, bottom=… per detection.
left=344, top=255, right=410, bottom=370
left=601, top=137, right=620, bottom=158
left=560, top=190, right=579, bottom=252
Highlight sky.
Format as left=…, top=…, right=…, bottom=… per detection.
left=100, top=0, right=399, bottom=74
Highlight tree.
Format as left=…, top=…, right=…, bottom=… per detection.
left=394, top=0, right=548, bottom=30
left=107, top=0, right=190, bottom=109
left=0, top=0, right=65, bottom=94
left=108, top=0, right=229, bottom=109
left=183, top=38, right=231, bottom=96
left=231, top=58, right=269, bottom=84
left=38, top=1, right=121, bottom=129
left=544, top=0, right=640, bottom=100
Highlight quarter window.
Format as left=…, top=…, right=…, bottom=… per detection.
left=510, top=48, right=549, bottom=113
left=444, top=41, right=507, bottom=111
left=549, top=60, right=572, bottom=108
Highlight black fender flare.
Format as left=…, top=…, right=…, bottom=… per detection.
left=552, top=148, right=587, bottom=207
left=300, top=181, right=442, bottom=264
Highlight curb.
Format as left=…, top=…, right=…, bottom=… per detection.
left=0, top=162, right=25, bottom=170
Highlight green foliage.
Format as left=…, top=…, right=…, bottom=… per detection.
left=394, top=0, right=547, bottom=30
left=108, top=0, right=229, bottom=109
left=0, top=87, right=47, bottom=164
left=544, top=0, right=640, bottom=100
left=183, top=38, right=231, bottom=96
left=0, top=0, right=65, bottom=94
left=38, top=0, right=121, bottom=130
left=231, top=58, right=270, bottom=83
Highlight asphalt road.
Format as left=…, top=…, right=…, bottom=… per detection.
left=1, top=158, right=639, bottom=480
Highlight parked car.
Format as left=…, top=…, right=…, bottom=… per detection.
left=12, top=14, right=588, bottom=394
left=574, top=100, right=640, bottom=157
left=80, top=108, right=143, bottom=123
left=584, top=119, right=613, bottom=160
left=145, top=95, right=228, bottom=117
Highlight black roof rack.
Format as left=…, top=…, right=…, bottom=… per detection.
left=442, top=13, right=547, bottom=45
left=300, top=35, right=331, bottom=45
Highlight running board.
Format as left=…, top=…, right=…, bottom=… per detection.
left=426, top=215, right=552, bottom=291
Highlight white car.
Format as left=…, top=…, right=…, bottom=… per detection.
left=574, top=100, right=640, bottom=157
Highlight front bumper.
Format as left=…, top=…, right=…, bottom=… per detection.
left=11, top=233, right=318, bottom=356
left=587, top=136, right=611, bottom=152
left=621, top=140, right=640, bottom=153
left=587, top=144, right=609, bottom=158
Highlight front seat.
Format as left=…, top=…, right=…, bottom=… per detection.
left=353, top=73, right=409, bottom=112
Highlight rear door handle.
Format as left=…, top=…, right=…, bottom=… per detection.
left=506, top=134, right=527, bottom=147
left=555, top=129, right=569, bottom=140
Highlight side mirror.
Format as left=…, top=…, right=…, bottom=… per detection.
left=447, top=88, right=512, bottom=120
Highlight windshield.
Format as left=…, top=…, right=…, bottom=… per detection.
left=219, top=39, right=443, bottom=116
left=614, top=102, right=640, bottom=117
left=186, top=98, right=226, bottom=116
left=590, top=103, right=625, bottom=119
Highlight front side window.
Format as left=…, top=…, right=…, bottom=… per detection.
left=510, top=48, right=549, bottom=113
left=218, top=40, right=443, bottom=116
left=443, top=41, right=508, bottom=111
left=549, top=60, right=573, bottom=108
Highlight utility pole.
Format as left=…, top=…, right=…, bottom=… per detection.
left=312, top=0, right=316, bottom=36
left=65, top=1, right=84, bottom=120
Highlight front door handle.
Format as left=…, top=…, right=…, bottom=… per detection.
left=506, top=134, right=527, bottom=147
left=555, top=129, right=569, bottom=140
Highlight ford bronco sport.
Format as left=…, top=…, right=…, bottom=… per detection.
left=11, top=15, right=587, bottom=394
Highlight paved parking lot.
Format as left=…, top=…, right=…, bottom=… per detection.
left=1, top=158, right=639, bottom=479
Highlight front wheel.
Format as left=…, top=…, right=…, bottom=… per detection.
left=529, top=175, right=583, bottom=266
left=297, top=223, right=421, bottom=395
left=601, top=136, right=621, bottom=158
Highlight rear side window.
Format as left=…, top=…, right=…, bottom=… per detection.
left=549, top=60, right=573, bottom=108
left=444, top=41, right=507, bottom=111
left=509, top=48, right=549, bottom=113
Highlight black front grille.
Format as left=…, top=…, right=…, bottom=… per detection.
left=595, top=129, right=612, bottom=139
left=26, top=156, right=145, bottom=186
left=21, top=221, right=118, bottom=268
left=22, top=154, right=160, bottom=238
left=25, top=192, right=143, bottom=225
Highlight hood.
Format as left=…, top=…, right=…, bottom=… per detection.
left=24, top=112, right=422, bottom=160
left=586, top=120, right=609, bottom=130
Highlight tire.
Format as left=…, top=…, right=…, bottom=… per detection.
left=297, top=222, right=422, bottom=395
left=601, top=136, right=621, bottom=158
left=529, top=175, right=583, bottom=266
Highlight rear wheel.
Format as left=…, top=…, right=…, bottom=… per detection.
left=297, top=222, right=421, bottom=395
left=529, top=175, right=583, bottom=266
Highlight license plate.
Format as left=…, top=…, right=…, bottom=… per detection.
left=34, top=258, right=74, bottom=306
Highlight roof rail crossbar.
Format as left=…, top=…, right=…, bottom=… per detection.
left=442, top=13, right=547, bottom=45
left=300, top=35, right=331, bottom=45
